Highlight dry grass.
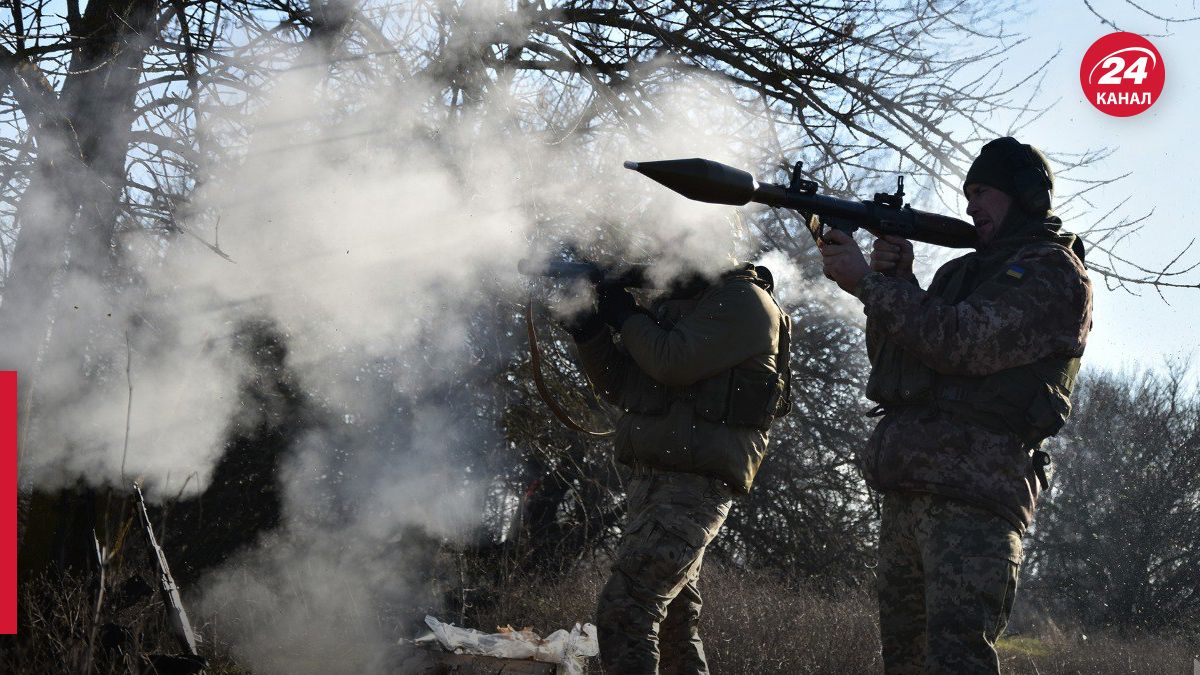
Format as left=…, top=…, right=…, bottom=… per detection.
left=472, top=560, right=880, bottom=674
left=1000, top=632, right=1199, bottom=675
left=473, top=560, right=1198, bottom=675
left=695, top=564, right=881, bottom=674
left=2, top=568, right=243, bottom=674
left=6, top=558, right=1197, bottom=674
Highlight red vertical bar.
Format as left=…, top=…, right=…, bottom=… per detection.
left=0, top=371, right=14, bottom=634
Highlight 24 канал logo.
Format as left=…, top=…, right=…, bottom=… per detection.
left=1080, top=32, right=1164, bottom=117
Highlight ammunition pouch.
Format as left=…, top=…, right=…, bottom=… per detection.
left=690, top=367, right=788, bottom=431
left=865, top=338, right=935, bottom=405
left=623, top=365, right=787, bottom=432
left=934, top=356, right=1080, bottom=447
left=731, top=368, right=789, bottom=430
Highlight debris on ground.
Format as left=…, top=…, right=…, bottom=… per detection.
left=414, top=615, right=598, bottom=675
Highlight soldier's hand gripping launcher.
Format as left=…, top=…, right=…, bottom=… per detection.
left=624, top=158, right=979, bottom=249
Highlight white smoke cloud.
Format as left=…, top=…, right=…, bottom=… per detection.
left=154, top=34, right=773, bottom=674
left=18, top=265, right=246, bottom=493
left=755, top=247, right=867, bottom=323
left=10, top=7, right=780, bottom=668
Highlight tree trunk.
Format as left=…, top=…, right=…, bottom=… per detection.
left=0, top=0, right=162, bottom=574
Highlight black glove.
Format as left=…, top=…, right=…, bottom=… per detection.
left=597, top=283, right=640, bottom=331
left=560, top=307, right=605, bottom=342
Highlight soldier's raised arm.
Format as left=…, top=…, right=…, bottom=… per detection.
left=573, top=327, right=662, bottom=409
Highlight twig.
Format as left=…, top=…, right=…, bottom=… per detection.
left=120, top=331, right=133, bottom=484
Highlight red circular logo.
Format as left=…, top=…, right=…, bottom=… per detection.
left=1080, top=32, right=1164, bottom=117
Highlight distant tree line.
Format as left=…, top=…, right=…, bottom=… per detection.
left=1028, top=366, right=1200, bottom=632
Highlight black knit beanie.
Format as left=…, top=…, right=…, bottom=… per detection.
left=963, top=137, right=1054, bottom=213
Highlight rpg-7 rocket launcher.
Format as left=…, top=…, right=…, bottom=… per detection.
left=516, top=258, right=654, bottom=288
left=624, top=158, right=979, bottom=249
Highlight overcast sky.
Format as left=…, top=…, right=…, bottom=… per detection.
left=979, top=2, right=1199, bottom=381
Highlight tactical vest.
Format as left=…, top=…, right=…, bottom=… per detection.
left=866, top=241, right=1081, bottom=447
left=687, top=292, right=792, bottom=432
left=629, top=266, right=792, bottom=431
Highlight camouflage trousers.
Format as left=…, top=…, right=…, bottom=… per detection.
left=596, top=468, right=734, bottom=675
left=878, top=492, right=1023, bottom=675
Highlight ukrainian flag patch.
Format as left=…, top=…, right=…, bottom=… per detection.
left=1005, top=265, right=1026, bottom=280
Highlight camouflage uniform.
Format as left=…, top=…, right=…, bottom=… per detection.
left=574, top=265, right=787, bottom=674
left=596, top=468, right=734, bottom=674
left=877, top=493, right=1021, bottom=675
left=856, top=214, right=1093, bottom=673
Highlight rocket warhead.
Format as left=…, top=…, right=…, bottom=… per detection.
left=624, top=158, right=757, bottom=206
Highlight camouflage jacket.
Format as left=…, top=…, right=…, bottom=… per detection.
left=856, top=223, right=1093, bottom=532
left=575, top=266, right=785, bottom=493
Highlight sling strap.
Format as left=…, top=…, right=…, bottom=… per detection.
left=525, top=294, right=615, bottom=438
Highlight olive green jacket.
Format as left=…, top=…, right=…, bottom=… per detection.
left=575, top=271, right=784, bottom=493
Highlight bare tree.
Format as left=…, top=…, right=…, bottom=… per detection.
left=0, top=0, right=344, bottom=569
left=1027, top=367, right=1200, bottom=631
left=4, top=0, right=1198, bottom=582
